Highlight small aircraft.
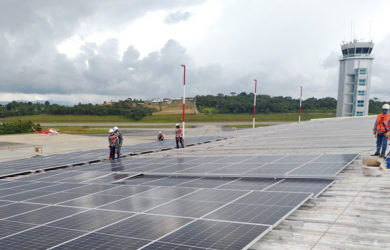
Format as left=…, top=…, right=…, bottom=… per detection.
left=33, top=128, right=59, bottom=135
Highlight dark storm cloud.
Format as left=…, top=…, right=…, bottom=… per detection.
left=164, top=11, right=191, bottom=24
left=0, top=0, right=204, bottom=99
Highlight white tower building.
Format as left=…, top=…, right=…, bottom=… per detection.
left=336, top=40, right=374, bottom=117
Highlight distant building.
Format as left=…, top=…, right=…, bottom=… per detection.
left=336, top=40, right=374, bottom=117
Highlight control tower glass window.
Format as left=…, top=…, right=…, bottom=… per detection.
left=356, top=111, right=363, bottom=116
left=358, top=90, right=365, bottom=95
left=359, top=69, right=367, bottom=74
left=359, top=79, right=366, bottom=86
left=357, top=100, right=364, bottom=107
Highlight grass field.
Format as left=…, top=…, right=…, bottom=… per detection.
left=144, top=101, right=196, bottom=115
left=0, top=112, right=335, bottom=124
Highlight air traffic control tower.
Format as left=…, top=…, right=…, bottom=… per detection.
left=336, top=40, right=374, bottom=117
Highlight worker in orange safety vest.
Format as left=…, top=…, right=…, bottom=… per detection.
left=373, top=104, right=390, bottom=158
left=175, top=123, right=184, bottom=148
left=108, top=128, right=117, bottom=160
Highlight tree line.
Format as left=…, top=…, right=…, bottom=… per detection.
left=195, top=93, right=388, bottom=114
left=0, top=120, right=41, bottom=135
left=0, top=99, right=156, bottom=121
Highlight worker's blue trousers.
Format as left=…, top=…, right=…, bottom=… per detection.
left=376, top=132, right=388, bottom=155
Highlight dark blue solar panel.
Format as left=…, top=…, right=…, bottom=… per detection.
left=156, top=220, right=269, bottom=249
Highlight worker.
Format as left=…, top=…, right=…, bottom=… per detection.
left=113, top=126, right=123, bottom=158
left=108, top=128, right=117, bottom=160
left=373, top=104, right=390, bottom=158
left=157, top=131, right=165, bottom=141
left=175, top=123, right=184, bottom=148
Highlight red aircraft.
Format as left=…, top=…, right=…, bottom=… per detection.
left=33, top=128, right=59, bottom=135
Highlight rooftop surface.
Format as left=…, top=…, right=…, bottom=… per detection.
left=0, top=115, right=387, bottom=249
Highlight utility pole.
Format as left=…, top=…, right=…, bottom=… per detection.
left=253, top=79, right=257, bottom=128
left=181, top=64, right=186, bottom=137
left=299, top=86, right=303, bottom=122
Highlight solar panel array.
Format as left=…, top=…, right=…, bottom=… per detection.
left=0, top=152, right=356, bottom=249
left=0, top=135, right=228, bottom=178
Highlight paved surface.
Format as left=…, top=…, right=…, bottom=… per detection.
left=0, top=123, right=228, bottom=162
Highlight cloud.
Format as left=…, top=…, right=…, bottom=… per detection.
left=164, top=11, right=191, bottom=24
left=0, top=0, right=390, bottom=104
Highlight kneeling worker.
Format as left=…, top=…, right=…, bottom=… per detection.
left=158, top=131, right=165, bottom=141
left=175, top=123, right=184, bottom=148
left=373, top=104, right=390, bottom=158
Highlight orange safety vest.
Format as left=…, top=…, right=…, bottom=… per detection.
left=109, top=135, right=117, bottom=146
left=376, top=113, right=390, bottom=132
left=175, top=128, right=182, bottom=140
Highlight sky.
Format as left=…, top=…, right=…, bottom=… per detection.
left=1, top=0, right=390, bottom=104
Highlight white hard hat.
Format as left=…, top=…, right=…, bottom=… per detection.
left=113, top=127, right=119, bottom=131
left=159, top=131, right=162, bottom=133
left=109, top=128, right=114, bottom=133
left=382, top=104, right=390, bottom=110
left=176, top=123, right=179, bottom=126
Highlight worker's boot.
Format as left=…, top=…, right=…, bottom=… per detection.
left=372, top=152, right=380, bottom=156
left=380, top=153, right=385, bottom=158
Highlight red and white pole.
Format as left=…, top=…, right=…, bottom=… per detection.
left=181, top=64, right=186, bottom=137
left=299, top=86, right=303, bottom=122
left=253, top=79, right=257, bottom=128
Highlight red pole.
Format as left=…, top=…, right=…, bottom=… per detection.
left=253, top=79, right=257, bottom=128
left=181, top=64, right=186, bottom=137
left=299, top=86, right=303, bottom=122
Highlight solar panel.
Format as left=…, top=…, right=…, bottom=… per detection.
left=53, top=233, right=151, bottom=250
left=1, top=190, right=53, bottom=202
left=246, top=163, right=303, bottom=176
left=0, top=226, right=84, bottom=249
left=59, top=193, right=126, bottom=208
left=177, top=177, right=237, bottom=188
left=151, top=220, right=269, bottom=249
left=13, top=182, right=58, bottom=190
left=97, top=185, right=154, bottom=196
left=0, top=220, right=35, bottom=238
left=266, top=178, right=333, bottom=196
left=217, top=178, right=279, bottom=191
left=211, top=163, right=262, bottom=174
left=234, top=191, right=311, bottom=207
left=287, top=162, right=349, bottom=177
left=63, top=184, right=117, bottom=194
left=273, top=155, right=320, bottom=163
left=25, top=192, right=89, bottom=205
left=6, top=206, right=85, bottom=224
left=100, top=196, right=172, bottom=212
left=140, top=176, right=197, bottom=186
left=141, top=241, right=206, bottom=250
left=313, top=154, right=357, bottom=163
left=48, top=210, right=134, bottom=231
left=180, top=189, right=248, bottom=203
left=133, top=186, right=197, bottom=199
left=97, top=214, right=192, bottom=240
left=145, top=199, right=225, bottom=218
left=205, top=203, right=294, bottom=225
left=33, top=183, right=86, bottom=192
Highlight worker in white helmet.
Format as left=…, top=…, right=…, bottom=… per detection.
left=108, top=128, right=117, bottom=160
left=175, top=123, right=184, bottom=148
left=113, top=126, right=123, bottom=158
left=373, top=104, right=390, bottom=158
left=157, top=131, right=165, bottom=141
